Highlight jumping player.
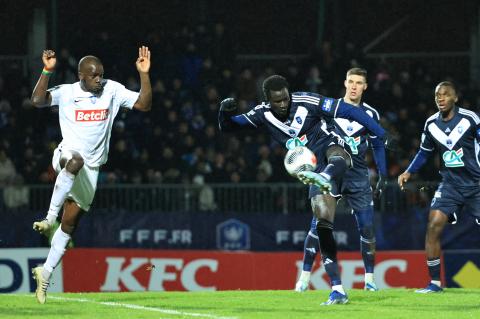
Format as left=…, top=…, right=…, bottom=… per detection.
left=398, top=81, right=480, bottom=293
left=30, top=46, right=152, bottom=303
left=295, top=68, right=387, bottom=293
left=219, top=74, right=387, bottom=305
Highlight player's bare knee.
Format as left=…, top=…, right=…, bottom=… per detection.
left=66, top=154, right=84, bottom=174
left=311, top=195, right=334, bottom=221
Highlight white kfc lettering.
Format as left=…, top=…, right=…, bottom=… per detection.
left=100, top=257, right=220, bottom=292
left=100, top=257, right=148, bottom=291
left=181, top=259, right=218, bottom=291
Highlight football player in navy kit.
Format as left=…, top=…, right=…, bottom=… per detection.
left=398, top=81, right=480, bottom=293
left=219, top=74, right=387, bottom=305
left=295, top=68, right=387, bottom=293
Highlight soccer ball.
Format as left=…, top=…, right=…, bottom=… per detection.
left=284, top=146, right=317, bottom=176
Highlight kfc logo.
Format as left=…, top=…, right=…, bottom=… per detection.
left=76, top=109, right=109, bottom=121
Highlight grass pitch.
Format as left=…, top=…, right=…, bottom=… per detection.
left=1, top=289, right=479, bottom=319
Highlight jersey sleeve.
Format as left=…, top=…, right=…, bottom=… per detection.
left=47, top=85, right=66, bottom=106
left=420, top=122, right=435, bottom=152
left=113, top=81, right=140, bottom=109
left=366, top=106, right=387, bottom=176
left=365, top=106, right=381, bottom=139
left=218, top=103, right=264, bottom=132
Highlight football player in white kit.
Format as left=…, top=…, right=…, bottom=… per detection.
left=30, top=46, right=152, bottom=303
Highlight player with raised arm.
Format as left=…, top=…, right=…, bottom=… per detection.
left=398, top=81, right=480, bottom=293
left=30, top=46, right=152, bottom=304
left=295, top=68, right=387, bottom=293
left=219, top=74, right=388, bottom=305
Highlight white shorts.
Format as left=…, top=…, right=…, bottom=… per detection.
left=52, top=146, right=99, bottom=212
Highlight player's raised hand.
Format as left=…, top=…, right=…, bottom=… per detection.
left=397, top=171, right=411, bottom=191
left=136, top=46, right=151, bottom=73
left=42, top=50, right=56, bottom=70
left=220, top=98, right=238, bottom=112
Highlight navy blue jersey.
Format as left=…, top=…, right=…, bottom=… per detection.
left=420, top=107, right=480, bottom=186
left=218, top=92, right=385, bottom=171
left=330, top=99, right=386, bottom=180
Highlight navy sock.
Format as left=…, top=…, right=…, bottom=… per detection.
left=427, top=258, right=441, bottom=281
left=302, top=233, right=320, bottom=271
left=354, top=208, right=376, bottom=274
left=317, top=219, right=341, bottom=286
left=322, top=156, right=347, bottom=180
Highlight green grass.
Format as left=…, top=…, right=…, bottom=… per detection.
left=1, top=289, right=479, bottom=319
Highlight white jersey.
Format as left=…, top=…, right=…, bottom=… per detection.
left=48, top=79, right=139, bottom=167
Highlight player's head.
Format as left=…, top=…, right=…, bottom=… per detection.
left=262, top=75, right=290, bottom=118
left=344, top=68, right=367, bottom=104
left=434, top=81, right=458, bottom=114
left=78, top=55, right=105, bottom=94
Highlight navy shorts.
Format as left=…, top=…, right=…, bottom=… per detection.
left=310, top=176, right=373, bottom=211
left=339, top=178, right=373, bottom=211
left=430, top=182, right=480, bottom=219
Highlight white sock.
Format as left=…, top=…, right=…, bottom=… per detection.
left=299, top=271, right=311, bottom=283
left=365, top=273, right=374, bottom=283
left=43, top=227, right=71, bottom=279
left=431, top=280, right=441, bottom=287
left=332, top=284, right=345, bottom=294
left=47, top=169, right=75, bottom=220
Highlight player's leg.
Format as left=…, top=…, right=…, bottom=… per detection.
left=353, top=206, right=377, bottom=290
left=416, top=182, right=461, bottom=293
left=298, top=143, right=351, bottom=194
left=415, top=209, right=448, bottom=293
left=32, top=200, right=83, bottom=304
left=295, top=217, right=320, bottom=292
left=311, top=194, right=348, bottom=305
left=32, top=163, right=97, bottom=304
left=346, top=178, right=378, bottom=291
left=33, top=149, right=84, bottom=233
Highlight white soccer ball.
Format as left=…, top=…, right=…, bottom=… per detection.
left=284, top=146, right=317, bottom=176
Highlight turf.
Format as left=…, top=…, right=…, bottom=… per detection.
left=1, top=289, right=479, bottom=319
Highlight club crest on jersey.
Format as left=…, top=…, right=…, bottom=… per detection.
left=75, top=109, right=109, bottom=122
left=90, top=96, right=97, bottom=104
left=442, top=148, right=464, bottom=167
left=457, top=126, right=463, bottom=133
left=295, top=116, right=303, bottom=124
left=344, top=136, right=361, bottom=154
left=288, top=129, right=296, bottom=137
left=347, top=125, right=353, bottom=132
left=286, top=134, right=308, bottom=150
left=321, top=98, right=334, bottom=112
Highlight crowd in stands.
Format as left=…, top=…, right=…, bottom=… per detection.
left=1, top=22, right=480, bottom=202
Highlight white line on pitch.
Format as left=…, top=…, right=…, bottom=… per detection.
left=6, top=294, right=238, bottom=319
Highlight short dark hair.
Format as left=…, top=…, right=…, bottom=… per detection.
left=436, top=81, right=457, bottom=95
left=262, top=75, right=289, bottom=100
left=346, top=67, right=367, bottom=81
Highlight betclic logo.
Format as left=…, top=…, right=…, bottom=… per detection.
left=75, top=109, right=109, bottom=121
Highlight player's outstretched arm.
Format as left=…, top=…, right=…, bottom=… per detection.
left=336, top=101, right=385, bottom=138
left=31, top=50, right=56, bottom=108
left=133, top=46, right=152, bottom=112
